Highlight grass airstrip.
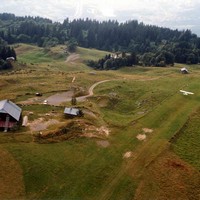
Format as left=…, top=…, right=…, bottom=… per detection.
left=0, top=43, right=200, bottom=199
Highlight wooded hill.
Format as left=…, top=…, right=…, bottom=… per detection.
left=0, top=38, right=16, bottom=70
left=1, top=13, right=200, bottom=67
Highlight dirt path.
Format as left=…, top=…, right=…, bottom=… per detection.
left=65, top=53, right=80, bottom=63
left=46, top=80, right=111, bottom=104
left=76, top=80, right=110, bottom=101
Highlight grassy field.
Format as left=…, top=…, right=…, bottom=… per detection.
left=0, top=44, right=200, bottom=199
left=172, top=108, right=200, bottom=170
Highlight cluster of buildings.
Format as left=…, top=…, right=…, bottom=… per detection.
left=0, top=99, right=82, bottom=132
left=0, top=66, right=189, bottom=132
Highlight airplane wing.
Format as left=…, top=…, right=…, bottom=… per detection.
left=180, top=90, right=194, bottom=95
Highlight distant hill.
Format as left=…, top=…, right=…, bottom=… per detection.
left=1, top=13, right=200, bottom=66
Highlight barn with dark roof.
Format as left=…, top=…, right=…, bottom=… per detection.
left=64, top=107, right=83, bottom=118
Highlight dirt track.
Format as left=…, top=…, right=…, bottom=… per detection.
left=65, top=53, right=80, bottom=63
left=76, top=80, right=110, bottom=102
left=46, top=79, right=111, bottom=104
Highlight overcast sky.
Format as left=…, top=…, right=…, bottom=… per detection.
left=1, top=0, right=200, bottom=35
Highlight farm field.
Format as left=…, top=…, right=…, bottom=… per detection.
left=0, top=44, right=200, bottom=200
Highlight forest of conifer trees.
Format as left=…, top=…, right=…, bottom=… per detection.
left=1, top=13, right=200, bottom=70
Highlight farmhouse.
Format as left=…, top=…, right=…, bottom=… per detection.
left=181, top=67, right=189, bottom=74
left=0, top=100, right=22, bottom=132
left=6, top=57, right=15, bottom=62
left=64, top=107, right=83, bottom=117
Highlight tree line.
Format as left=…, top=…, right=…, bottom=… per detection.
left=87, top=53, right=138, bottom=70
left=0, top=38, right=16, bottom=70
left=1, top=13, right=200, bottom=68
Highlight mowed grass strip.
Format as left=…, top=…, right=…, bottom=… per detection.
left=96, top=76, right=200, bottom=200
left=94, top=76, right=190, bottom=126
left=173, top=107, right=200, bottom=170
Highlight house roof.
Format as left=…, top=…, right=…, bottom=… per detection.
left=0, top=100, right=22, bottom=121
left=64, top=107, right=80, bottom=116
left=181, top=67, right=188, bottom=71
left=6, top=57, right=15, bottom=60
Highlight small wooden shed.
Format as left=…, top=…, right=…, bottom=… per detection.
left=6, top=57, right=15, bottom=62
left=64, top=107, right=83, bottom=118
left=0, top=100, right=22, bottom=132
left=181, top=67, right=189, bottom=74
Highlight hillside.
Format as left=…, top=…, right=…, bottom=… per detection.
left=1, top=13, right=200, bottom=66
left=0, top=44, right=200, bottom=199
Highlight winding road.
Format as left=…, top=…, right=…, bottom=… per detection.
left=76, top=80, right=110, bottom=102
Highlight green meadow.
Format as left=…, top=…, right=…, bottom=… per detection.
left=0, top=44, right=200, bottom=200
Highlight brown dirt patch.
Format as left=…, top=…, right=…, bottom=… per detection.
left=0, top=147, right=25, bottom=199
left=123, top=151, right=133, bottom=159
left=84, top=125, right=110, bottom=138
left=142, top=128, right=153, bottom=133
left=45, top=91, right=73, bottom=106
left=136, top=134, right=146, bottom=141
left=29, top=118, right=59, bottom=132
left=66, top=53, right=80, bottom=63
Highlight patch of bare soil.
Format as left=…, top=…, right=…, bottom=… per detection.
left=66, top=53, right=80, bottom=63
left=34, top=120, right=84, bottom=143
left=84, top=125, right=110, bottom=138
left=136, top=134, right=147, bottom=141
left=142, top=128, right=153, bottom=133
left=45, top=91, right=73, bottom=106
left=136, top=128, right=153, bottom=141
left=29, top=118, right=59, bottom=132
left=98, top=126, right=110, bottom=136
left=0, top=147, right=25, bottom=200
left=123, top=151, right=133, bottom=159
left=31, top=117, right=110, bottom=143
left=96, top=140, right=110, bottom=148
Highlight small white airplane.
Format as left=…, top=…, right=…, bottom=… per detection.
left=180, top=90, right=194, bottom=95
